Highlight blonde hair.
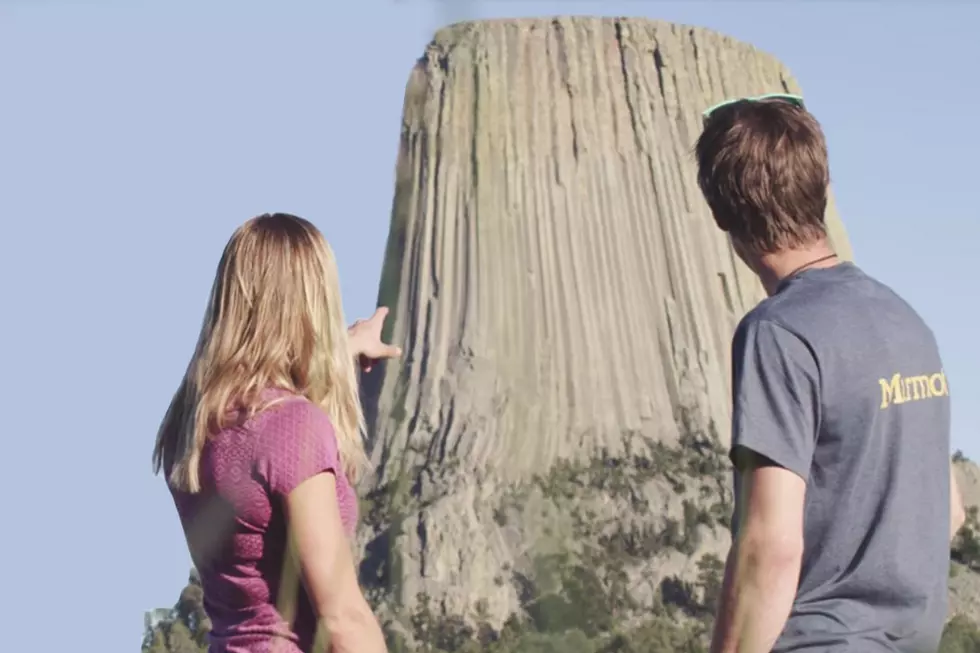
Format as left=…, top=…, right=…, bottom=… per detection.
left=152, top=213, right=367, bottom=492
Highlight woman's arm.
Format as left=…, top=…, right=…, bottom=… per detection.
left=285, top=472, right=387, bottom=653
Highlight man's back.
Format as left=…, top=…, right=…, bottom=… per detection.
left=734, top=262, right=950, bottom=652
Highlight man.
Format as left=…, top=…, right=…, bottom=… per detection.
left=695, top=95, right=967, bottom=653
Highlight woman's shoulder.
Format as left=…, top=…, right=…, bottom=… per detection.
left=250, top=390, right=337, bottom=448
left=249, top=390, right=342, bottom=494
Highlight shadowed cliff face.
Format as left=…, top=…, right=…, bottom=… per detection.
left=357, top=15, right=855, bottom=641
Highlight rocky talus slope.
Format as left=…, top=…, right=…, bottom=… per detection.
left=356, top=16, right=863, bottom=645
left=950, top=459, right=980, bottom=620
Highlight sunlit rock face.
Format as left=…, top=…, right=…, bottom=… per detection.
left=356, top=15, right=854, bottom=640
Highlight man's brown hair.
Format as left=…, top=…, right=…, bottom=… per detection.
left=695, top=99, right=830, bottom=254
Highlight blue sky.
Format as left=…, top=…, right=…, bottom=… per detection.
left=1, top=1, right=976, bottom=649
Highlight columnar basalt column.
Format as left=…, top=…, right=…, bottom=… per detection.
left=357, top=16, right=854, bottom=634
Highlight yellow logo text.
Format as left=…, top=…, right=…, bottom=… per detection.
left=879, top=371, right=948, bottom=409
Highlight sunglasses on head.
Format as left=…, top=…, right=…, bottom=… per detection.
left=702, top=93, right=805, bottom=122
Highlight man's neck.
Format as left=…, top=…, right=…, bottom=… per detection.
left=754, top=240, right=839, bottom=296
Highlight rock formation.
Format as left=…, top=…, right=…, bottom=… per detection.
left=950, top=459, right=980, bottom=620
left=357, top=14, right=847, bottom=637
left=355, top=16, right=970, bottom=648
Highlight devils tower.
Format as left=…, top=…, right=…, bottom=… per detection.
left=356, top=16, right=855, bottom=647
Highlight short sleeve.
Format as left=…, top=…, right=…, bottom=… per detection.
left=254, top=399, right=341, bottom=497
left=730, top=318, right=820, bottom=482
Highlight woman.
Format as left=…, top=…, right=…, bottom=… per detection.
left=153, top=213, right=400, bottom=653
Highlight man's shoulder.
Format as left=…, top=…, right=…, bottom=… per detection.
left=735, top=265, right=941, bottom=375
left=733, top=297, right=802, bottom=346
left=731, top=306, right=811, bottom=371
left=744, top=264, right=928, bottom=335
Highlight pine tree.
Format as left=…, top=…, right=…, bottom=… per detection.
left=142, top=571, right=209, bottom=653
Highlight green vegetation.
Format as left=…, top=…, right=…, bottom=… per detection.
left=356, top=416, right=734, bottom=628
left=362, top=417, right=734, bottom=652
left=388, top=557, right=715, bottom=653
left=143, top=571, right=980, bottom=653
left=143, top=571, right=208, bottom=653
left=390, top=611, right=709, bottom=653
left=145, top=420, right=980, bottom=652
left=386, top=572, right=980, bottom=653
left=952, top=506, right=980, bottom=572
left=145, top=533, right=980, bottom=653
left=939, top=614, right=980, bottom=653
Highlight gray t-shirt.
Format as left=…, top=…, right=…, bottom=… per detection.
left=730, top=262, right=951, bottom=653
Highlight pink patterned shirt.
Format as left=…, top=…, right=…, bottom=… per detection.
left=169, top=390, right=359, bottom=653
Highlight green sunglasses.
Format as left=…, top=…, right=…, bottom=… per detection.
left=702, top=93, right=805, bottom=121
